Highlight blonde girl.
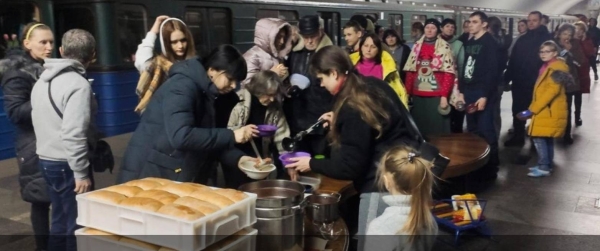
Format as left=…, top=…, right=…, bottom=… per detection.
left=364, top=146, right=438, bottom=251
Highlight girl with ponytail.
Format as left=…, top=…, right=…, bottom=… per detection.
left=364, top=146, right=438, bottom=251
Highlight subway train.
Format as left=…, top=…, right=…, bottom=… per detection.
left=0, top=0, right=580, bottom=159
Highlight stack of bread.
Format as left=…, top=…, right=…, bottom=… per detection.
left=79, top=227, right=255, bottom=251
left=86, top=177, right=248, bottom=220
left=77, top=177, right=255, bottom=250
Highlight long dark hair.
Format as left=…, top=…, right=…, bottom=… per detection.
left=202, top=44, right=247, bottom=83
left=358, top=33, right=384, bottom=65
left=310, top=46, right=390, bottom=146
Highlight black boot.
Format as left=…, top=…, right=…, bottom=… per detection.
left=575, top=118, right=582, bottom=127
left=504, top=135, right=525, bottom=147
left=563, top=134, right=574, bottom=145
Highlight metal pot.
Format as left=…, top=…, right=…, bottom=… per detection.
left=239, top=180, right=306, bottom=251
left=306, top=191, right=341, bottom=223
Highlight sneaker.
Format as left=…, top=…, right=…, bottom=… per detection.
left=529, top=166, right=554, bottom=173
left=527, top=169, right=551, bottom=177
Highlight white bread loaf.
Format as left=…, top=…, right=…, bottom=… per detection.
left=135, top=189, right=179, bottom=204
left=82, top=227, right=120, bottom=241
left=124, top=180, right=162, bottom=190
left=86, top=190, right=127, bottom=204
left=157, top=204, right=205, bottom=221
left=141, top=177, right=174, bottom=186
left=173, top=196, right=220, bottom=215
left=188, top=190, right=234, bottom=208
left=104, top=185, right=143, bottom=197
left=119, top=197, right=164, bottom=212
left=213, top=189, right=248, bottom=202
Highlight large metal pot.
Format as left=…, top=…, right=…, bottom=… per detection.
left=306, top=191, right=341, bottom=223
left=239, top=180, right=306, bottom=251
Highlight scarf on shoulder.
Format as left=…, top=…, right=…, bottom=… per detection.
left=403, top=35, right=455, bottom=75
left=134, top=55, right=173, bottom=114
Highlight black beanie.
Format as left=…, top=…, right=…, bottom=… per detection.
left=424, top=18, right=442, bottom=34
left=350, top=15, right=369, bottom=30
left=441, top=18, right=457, bottom=28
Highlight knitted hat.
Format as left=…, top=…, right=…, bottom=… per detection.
left=424, top=18, right=442, bottom=34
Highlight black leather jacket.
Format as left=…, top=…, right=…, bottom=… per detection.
left=284, top=48, right=333, bottom=134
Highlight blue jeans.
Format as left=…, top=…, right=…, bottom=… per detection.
left=532, top=137, right=554, bottom=171
left=464, top=90, right=500, bottom=173
left=39, top=159, right=79, bottom=251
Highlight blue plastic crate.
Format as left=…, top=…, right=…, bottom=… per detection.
left=96, top=96, right=139, bottom=113
left=88, top=71, right=139, bottom=99
left=98, top=121, right=139, bottom=137
left=96, top=110, right=140, bottom=127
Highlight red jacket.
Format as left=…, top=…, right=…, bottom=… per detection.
left=579, top=37, right=594, bottom=93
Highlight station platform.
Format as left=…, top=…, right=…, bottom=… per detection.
left=1, top=78, right=600, bottom=250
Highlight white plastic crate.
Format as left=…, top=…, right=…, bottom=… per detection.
left=75, top=227, right=258, bottom=251
left=76, top=186, right=257, bottom=251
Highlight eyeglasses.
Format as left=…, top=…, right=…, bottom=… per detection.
left=539, top=50, right=556, bottom=54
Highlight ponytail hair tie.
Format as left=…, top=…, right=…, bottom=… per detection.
left=159, top=18, right=187, bottom=56
left=345, top=68, right=359, bottom=75
left=407, top=152, right=418, bottom=163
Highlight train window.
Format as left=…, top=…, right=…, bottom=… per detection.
left=54, top=5, right=96, bottom=59
left=0, top=1, right=40, bottom=58
left=257, top=9, right=299, bottom=26
left=318, top=12, right=340, bottom=46
left=185, top=7, right=232, bottom=58
left=434, top=15, right=444, bottom=23
left=411, top=15, right=426, bottom=25
left=388, top=14, right=403, bottom=39
left=117, top=4, right=147, bottom=64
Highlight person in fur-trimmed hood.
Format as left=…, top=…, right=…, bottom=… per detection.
left=0, top=22, right=53, bottom=251
left=242, top=18, right=292, bottom=85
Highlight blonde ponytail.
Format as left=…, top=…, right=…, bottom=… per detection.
left=378, top=146, right=437, bottom=243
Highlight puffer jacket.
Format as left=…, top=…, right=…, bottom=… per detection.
left=447, top=35, right=465, bottom=78
left=227, top=88, right=290, bottom=154
left=350, top=51, right=409, bottom=107
left=116, top=57, right=245, bottom=184
left=0, top=50, right=49, bottom=203
left=528, top=60, right=569, bottom=138
left=242, top=18, right=292, bottom=85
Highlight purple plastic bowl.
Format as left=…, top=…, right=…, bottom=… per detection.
left=279, top=152, right=311, bottom=166
left=257, top=124, right=277, bottom=137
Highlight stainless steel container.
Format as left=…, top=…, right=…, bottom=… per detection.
left=306, top=192, right=341, bottom=223
left=239, top=180, right=306, bottom=251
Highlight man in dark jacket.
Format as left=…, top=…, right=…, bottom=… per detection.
left=284, top=15, right=333, bottom=157
left=460, top=11, right=500, bottom=181
left=504, top=11, right=552, bottom=146
left=587, top=18, right=600, bottom=80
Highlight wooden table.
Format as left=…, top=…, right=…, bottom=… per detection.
left=428, top=133, right=490, bottom=179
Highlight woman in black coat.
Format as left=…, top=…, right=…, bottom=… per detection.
left=284, top=46, right=415, bottom=241
left=0, top=22, right=53, bottom=251
left=117, top=45, right=260, bottom=184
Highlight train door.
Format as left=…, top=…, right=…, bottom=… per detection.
left=318, top=11, right=340, bottom=46
left=184, top=7, right=232, bottom=58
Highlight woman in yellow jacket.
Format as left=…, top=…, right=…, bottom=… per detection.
left=517, top=41, right=570, bottom=177
left=350, top=33, right=408, bottom=107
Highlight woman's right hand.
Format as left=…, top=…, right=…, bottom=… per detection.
left=270, top=64, right=288, bottom=78
left=233, top=125, right=259, bottom=144
left=150, top=15, right=170, bottom=34
left=319, top=112, right=334, bottom=128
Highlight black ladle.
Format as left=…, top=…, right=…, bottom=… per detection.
left=282, top=119, right=326, bottom=152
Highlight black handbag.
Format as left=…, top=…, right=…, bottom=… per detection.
left=397, top=102, right=450, bottom=178
left=47, top=76, right=114, bottom=173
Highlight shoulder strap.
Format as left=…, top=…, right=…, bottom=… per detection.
left=48, top=79, right=63, bottom=119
